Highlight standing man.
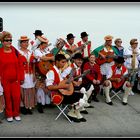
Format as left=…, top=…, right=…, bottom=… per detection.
left=65, top=33, right=78, bottom=54
left=31, top=30, right=49, bottom=52
left=77, top=32, right=92, bottom=71
left=92, top=35, right=118, bottom=81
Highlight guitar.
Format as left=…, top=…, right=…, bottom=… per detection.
left=95, top=50, right=115, bottom=65
left=51, top=69, right=91, bottom=105
left=38, top=38, right=66, bottom=75
left=96, top=49, right=132, bottom=65
left=66, top=43, right=88, bottom=61
left=112, top=67, right=140, bottom=89
left=59, top=69, right=91, bottom=96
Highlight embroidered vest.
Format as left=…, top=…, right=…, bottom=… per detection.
left=50, top=67, right=64, bottom=105
left=111, top=65, right=127, bottom=88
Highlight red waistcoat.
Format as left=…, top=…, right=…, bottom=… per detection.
left=50, top=67, right=64, bottom=105
left=77, top=41, right=91, bottom=57
left=19, top=52, right=35, bottom=74
left=111, top=65, right=127, bottom=89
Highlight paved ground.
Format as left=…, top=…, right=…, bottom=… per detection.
left=0, top=92, right=140, bottom=138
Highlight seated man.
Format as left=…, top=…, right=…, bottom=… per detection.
left=61, top=53, right=94, bottom=114
left=103, top=56, right=132, bottom=105
left=82, top=54, right=102, bottom=102
left=45, top=54, right=87, bottom=122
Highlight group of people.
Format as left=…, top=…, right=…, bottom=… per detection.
left=0, top=30, right=140, bottom=123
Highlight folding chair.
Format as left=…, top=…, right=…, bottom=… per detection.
left=55, top=104, right=72, bottom=123
left=110, top=88, right=123, bottom=102
left=51, top=92, right=72, bottom=123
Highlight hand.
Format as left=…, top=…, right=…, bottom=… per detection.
left=115, top=78, right=121, bottom=83
left=96, top=80, right=101, bottom=84
left=93, top=79, right=97, bottom=84
left=73, top=81, right=80, bottom=86
left=58, top=80, right=69, bottom=89
left=20, top=80, right=24, bottom=85
left=33, top=75, right=36, bottom=82
left=99, top=52, right=106, bottom=59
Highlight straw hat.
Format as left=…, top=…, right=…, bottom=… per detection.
left=37, top=36, right=49, bottom=43
left=18, top=36, right=30, bottom=41
left=104, top=35, right=113, bottom=41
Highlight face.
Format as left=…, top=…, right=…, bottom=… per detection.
left=74, top=58, right=83, bottom=67
left=116, top=63, right=123, bottom=69
left=82, top=36, right=88, bottom=42
left=115, top=40, right=122, bottom=47
left=40, top=42, right=48, bottom=50
left=57, top=59, right=67, bottom=69
left=67, top=38, right=74, bottom=45
left=20, top=40, right=29, bottom=49
left=2, top=37, right=12, bottom=48
left=45, top=61, right=53, bottom=70
left=105, top=40, right=112, bottom=46
left=89, top=55, right=96, bottom=64
left=131, top=41, right=138, bottom=50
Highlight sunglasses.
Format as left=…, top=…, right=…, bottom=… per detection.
left=117, top=41, right=122, bottom=43
left=4, top=39, right=12, bottom=42
left=133, top=42, right=138, bottom=44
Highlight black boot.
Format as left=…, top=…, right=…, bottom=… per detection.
left=27, top=108, right=33, bottom=115
left=20, top=106, right=27, bottom=115
left=92, top=96, right=99, bottom=102
left=37, top=103, right=44, bottom=113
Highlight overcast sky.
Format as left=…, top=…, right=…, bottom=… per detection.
left=0, top=2, right=140, bottom=50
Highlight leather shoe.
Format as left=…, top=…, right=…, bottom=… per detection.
left=122, top=102, right=127, bottom=105
left=92, top=97, right=99, bottom=102
left=79, top=118, right=87, bottom=122
left=80, top=110, right=88, bottom=114
left=106, top=101, right=113, bottom=105
left=85, top=105, right=94, bottom=108
left=67, top=115, right=81, bottom=123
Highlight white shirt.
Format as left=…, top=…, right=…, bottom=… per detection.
left=46, top=65, right=63, bottom=86
left=124, top=46, right=140, bottom=69
left=30, top=38, right=41, bottom=51
left=106, top=66, right=128, bottom=79
left=82, top=40, right=90, bottom=58
left=61, top=63, right=82, bottom=81
left=33, top=48, right=50, bottom=62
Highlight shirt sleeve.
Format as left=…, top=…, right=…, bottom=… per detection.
left=123, top=68, right=128, bottom=76
left=106, top=67, right=113, bottom=79
left=61, top=66, right=72, bottom=78
left=33, top=49, right=42, bottom=62
left=45, top=70, right=54, bottom=86
left=31, top=39, right=41, bottom=51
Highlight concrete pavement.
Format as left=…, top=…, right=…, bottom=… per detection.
left=0, top=92, right=140, bottom=137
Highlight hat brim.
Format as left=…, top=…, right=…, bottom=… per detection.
left=66, top=36, right=75, bottom=40
left=81, top=35, right=89, bottom=38
left=33, top=33, right=44, bottom=35
left=18, top=38, right=30, bottom=41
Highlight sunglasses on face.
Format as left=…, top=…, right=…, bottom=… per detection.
left=117, top=41, right=122, bottom=43
left=133, top=42, right=138, bottom=44
left=4, top=39, right=12, bottom=42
